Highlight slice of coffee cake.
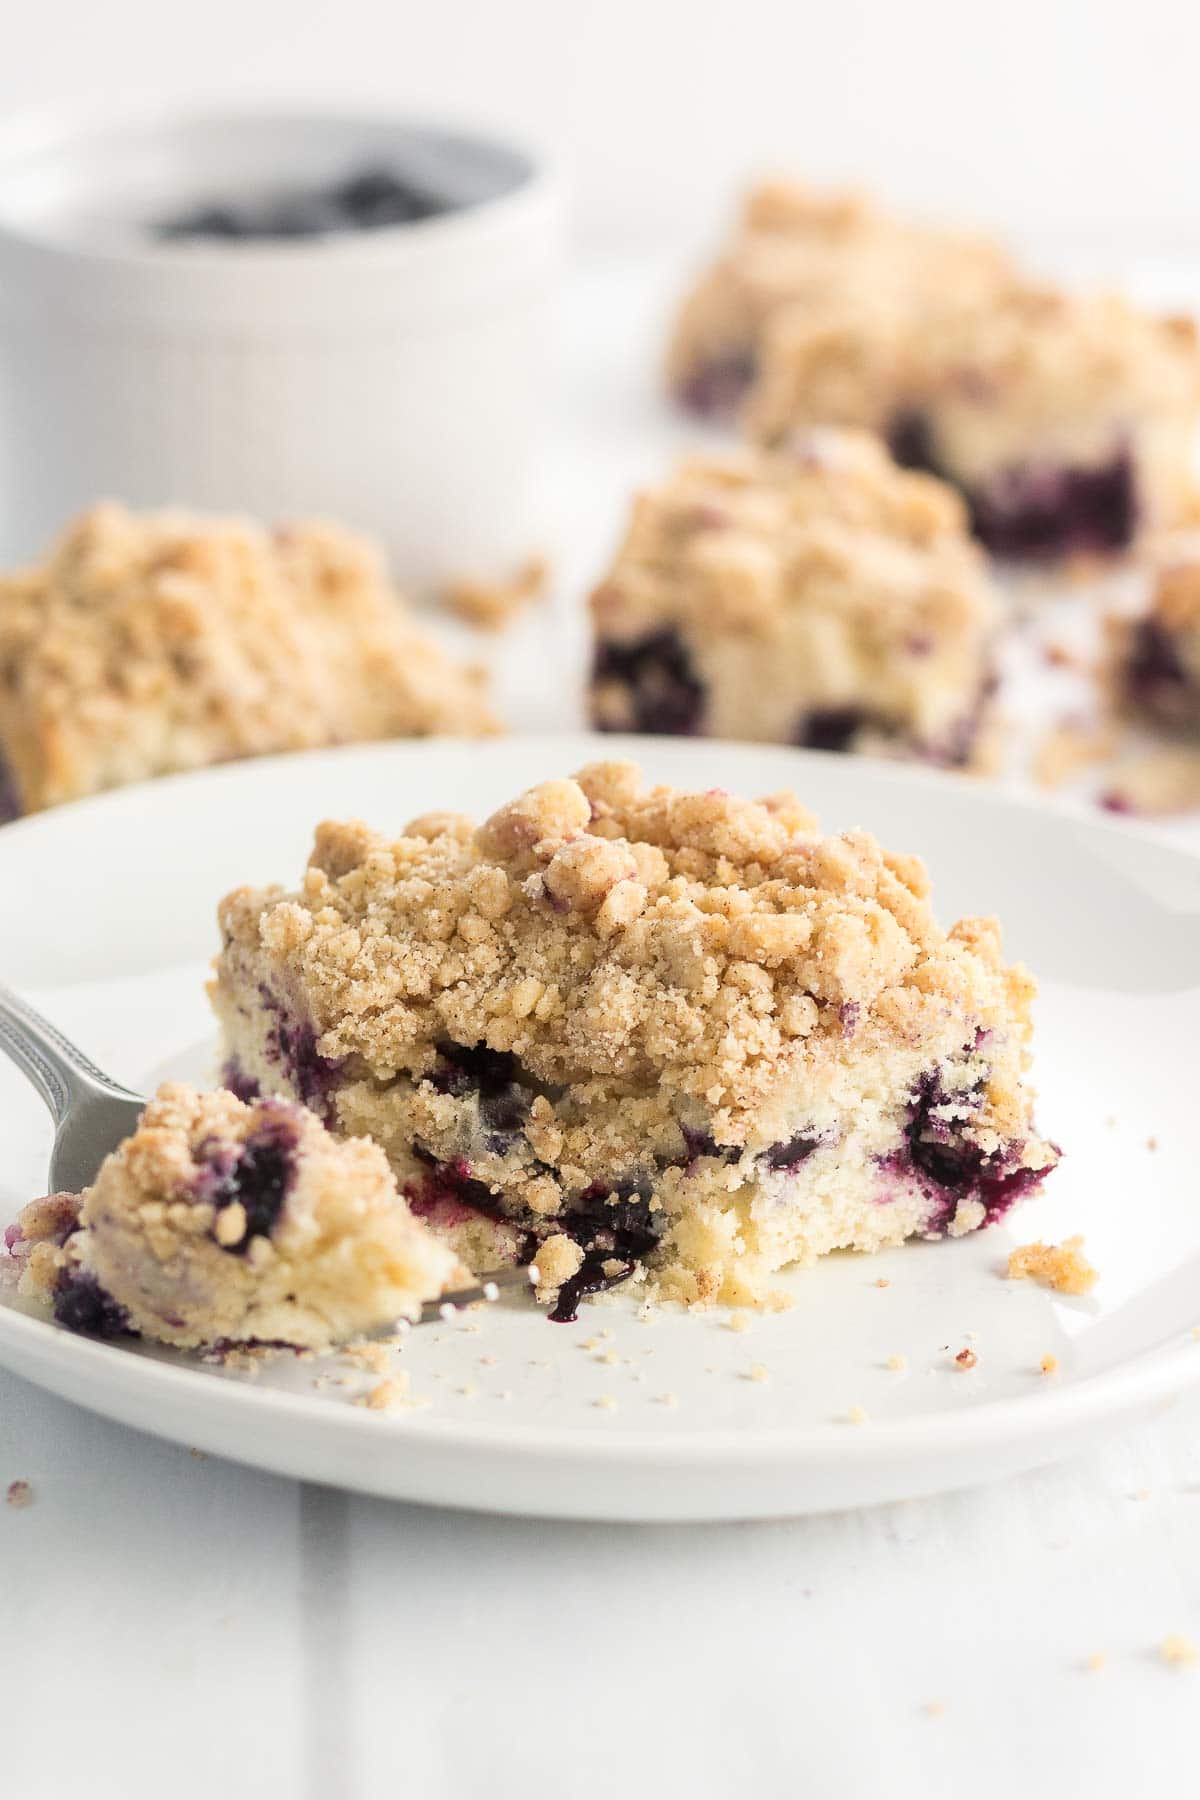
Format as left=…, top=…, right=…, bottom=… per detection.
left=212, top=761, right=1058, bottom=1319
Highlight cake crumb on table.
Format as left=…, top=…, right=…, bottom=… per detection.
left=656, top=1392, right=679, bottom=1407
left=440, top=555, right=549, bottom=631
left=1082, top=1651, right=1107, bottom=1674
left=595, top=1395, right=619, bottom=1411
left=953, top=1347, right=978, bottom=1370
left=886, top=1353, right=908, bottom=1373
left=746, top=1362, right=770, bottom=1383
left=846, top=1404, right=870, bottom=1425
left=1007, top=1235, right=1098, bottom=1296
left=6, top=1478, right=33, bottom=1508
left=726, top=1311, right=752, bottom=1333
left=1159, top=1634, right=1198, bottom=1668
left=1040, top=1353, right=1059, bottom=1376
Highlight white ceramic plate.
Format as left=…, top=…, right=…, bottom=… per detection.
left=1, top=733, right=1198, bottom=1521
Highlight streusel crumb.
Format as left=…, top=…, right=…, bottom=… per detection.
left=5, top=1479, right=33, bottom=1509
left=1007, top=1236, right=1098, bottom=1296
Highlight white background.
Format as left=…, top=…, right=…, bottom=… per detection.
left=2, top=0, right=1198, bottom=264
left=4, top=6, right=1200, bottom=1798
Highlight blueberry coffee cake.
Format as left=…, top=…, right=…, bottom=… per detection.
left=588, top=431, right=1000, bottom=764
left=1108, top=551, right=1200, bottom=735
left=668, top=180, right=1013, bottom=422
left=671, top=180, right=1200, bottom=561
left=211, top=760, right=1058, bottom=1319
left=7, top=1084, right=461, bottom=1350
left=0, top=504, right=497, bottom=819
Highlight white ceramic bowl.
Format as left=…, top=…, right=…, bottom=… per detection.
left=0, top=104, right=563, bottom=581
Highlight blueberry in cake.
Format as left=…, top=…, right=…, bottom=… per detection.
left=0, top=504, right=498, bottom=816
left=1107, top=553, right=1200, bottom=735
left=588, top=431, right=1000, bottom=766
left=671, top=180, right=1200, bottom=561
left=6, top=1084, right=461, bottom=1351
left=211, top=760, right=1058, bottom=1318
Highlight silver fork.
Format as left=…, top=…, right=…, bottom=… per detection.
left=0, top=983, right=531, bottom=1322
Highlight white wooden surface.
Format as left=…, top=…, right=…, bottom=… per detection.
left=3, top=264, right=1200, bottom=1800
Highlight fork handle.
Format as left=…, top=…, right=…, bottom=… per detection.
left=0, top=981, right=141, bottom=1126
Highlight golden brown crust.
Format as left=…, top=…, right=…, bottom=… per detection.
left=0, top=505, right=499, bottom=813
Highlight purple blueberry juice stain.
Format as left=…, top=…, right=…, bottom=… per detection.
left=893, top=1066, right=1059, bottom=1230
left=549, top=1177, right=666, bottom=1323
left=257, top=986, right=344, bottom=1114
left=220, top=1059, right=261, bottom=1103
left=407, top=1149, right=512, bottom=1227
left=592, top=628, right=706, bottom=736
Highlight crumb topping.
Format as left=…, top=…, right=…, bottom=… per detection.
left=590, top=433, right=993, bottom=646
left=0, top=504, right=498, bottom=812
left=216, top=758, right=1040, bottom=1148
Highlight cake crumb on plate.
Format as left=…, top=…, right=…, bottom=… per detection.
left=356, top=1375, right=411, bottom=1413
left=1007, top=1235, right=1098, bottom=1296
left=5, top=1478, right=33, bottom=1508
